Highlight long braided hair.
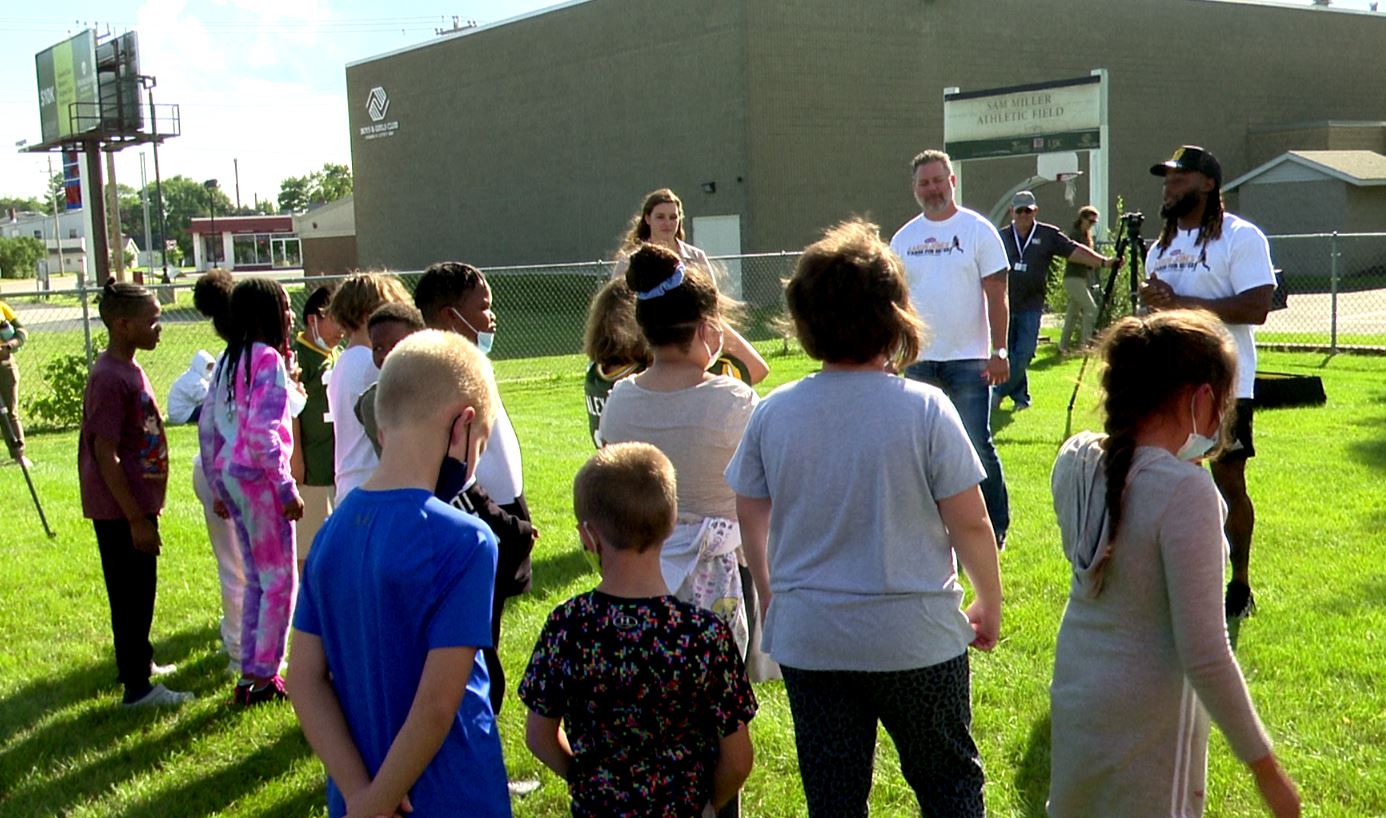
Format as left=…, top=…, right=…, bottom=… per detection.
left=219, top=278, right=291, bottom=400
left=1096, top=310, right=1236, bottom=542
left=1155, top=185, right=1225, bottom=255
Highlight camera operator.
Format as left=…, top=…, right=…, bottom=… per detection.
left=1141, top=145, right=1276, bottom=624
left=995, top=192, right=1118, bottom=412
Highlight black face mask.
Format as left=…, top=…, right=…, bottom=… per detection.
left=434, top=415, right=471, bottom=502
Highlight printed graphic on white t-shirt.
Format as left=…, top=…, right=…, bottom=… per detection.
left=890, top=207, right=1009, bottom=362
left=1145, top=213, right=1274, bottom=399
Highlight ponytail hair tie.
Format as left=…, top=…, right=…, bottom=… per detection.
left=637, top=264, right=686, bottom=300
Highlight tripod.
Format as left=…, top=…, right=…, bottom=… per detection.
left=0, top=400, right=55, bottom=539
left=1064, top=212, right=1148, bottom=439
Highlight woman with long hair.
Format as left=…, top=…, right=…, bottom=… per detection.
left=1058, top=205, right=1102, bottom=354
left=612, top=188, right=712, bottom=277
left=1048, top=309, right=1298, bottom=817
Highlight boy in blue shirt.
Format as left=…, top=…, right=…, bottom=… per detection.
left=288, top=329, right=510, bottom=818
left=520, top=442, right=757, bottom=817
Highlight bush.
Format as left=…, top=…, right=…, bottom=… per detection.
left=22, top=333, right=105, bottom=430
left=0, top=236, right=45, bottom=279
left=23, top=353, right=90, bottom=430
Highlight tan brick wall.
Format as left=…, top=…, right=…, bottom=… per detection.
left=349, top=0, right=1386, bottom=267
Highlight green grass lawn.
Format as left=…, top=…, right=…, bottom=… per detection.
left=1, top=342, right=1383, bottom=816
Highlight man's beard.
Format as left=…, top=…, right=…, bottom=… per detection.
left=917, top=193, right=951, bottom=215
left=1161, top=189, right=1202, bottom=221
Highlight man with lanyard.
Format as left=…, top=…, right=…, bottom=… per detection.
left=994, top=191, right=1117, bottom=412
left=1141, top=145, right=1276, bottom=622
left=890, top=149, right=1011, bottom=548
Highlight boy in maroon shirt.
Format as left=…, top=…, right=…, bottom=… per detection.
left=79, top=279, right=191, bottom=707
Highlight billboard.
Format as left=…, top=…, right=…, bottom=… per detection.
left=36, top=30, right=100, bottom=143
left=97, top=32, right=144, bottom=135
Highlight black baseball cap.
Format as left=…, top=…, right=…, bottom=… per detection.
left=1150, top=145, right=1222, bottom=185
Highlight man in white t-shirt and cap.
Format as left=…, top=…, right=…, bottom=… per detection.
left=890, top=148, right=1011, bottom=548
left=1141, top=144, right=1276, bottom=622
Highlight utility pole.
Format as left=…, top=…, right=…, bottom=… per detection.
left=234, top=158, right=242, bottom=210
left=105, top=150, right=125, bottom=281
left=47, top=154, right=64, bottom=287
left=139, top=152, right=153, bottom=275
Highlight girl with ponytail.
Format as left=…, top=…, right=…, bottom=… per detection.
left=1049, top=309, right=1299, bottom=817
left=199, top=277, right=304, bottom=706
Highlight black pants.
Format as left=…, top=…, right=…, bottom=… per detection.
left=780, top=654, right=985, bottom=818
left=93, top=517, right=158, bottom=701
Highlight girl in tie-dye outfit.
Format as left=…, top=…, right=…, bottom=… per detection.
left=200, top=278, right=305, bottom=706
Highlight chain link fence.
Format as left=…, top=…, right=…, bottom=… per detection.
left=2, top=236, right=1380, bottom=431
left=0, top=253, right=798, bottom=431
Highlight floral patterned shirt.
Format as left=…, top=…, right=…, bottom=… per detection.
left=519, top=591, right=757, bottom=818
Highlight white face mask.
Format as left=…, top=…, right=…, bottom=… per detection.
left=449, top=307, right=495, bottom=356
left=702, top=321, right=724, bottom=365
left=1176, top=392, right=1221, bottom=462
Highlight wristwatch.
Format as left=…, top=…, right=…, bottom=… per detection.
left=993, top=347, right=1009, bottom=360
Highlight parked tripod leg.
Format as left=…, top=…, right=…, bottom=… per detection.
left=0, top=402, right=54, bottom=539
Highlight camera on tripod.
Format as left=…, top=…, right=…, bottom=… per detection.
left=1119, top=212, right=1145, bottom=233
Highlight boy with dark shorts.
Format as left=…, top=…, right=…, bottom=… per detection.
left=520, top=442, right=756, bottom=817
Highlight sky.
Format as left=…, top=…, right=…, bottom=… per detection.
left=0, top=0, right=562, bottom=208
left=1, top=0, right=1380, bottom=209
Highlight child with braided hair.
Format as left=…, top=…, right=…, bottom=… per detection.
left=1049, top=309, right=1299, bottom=817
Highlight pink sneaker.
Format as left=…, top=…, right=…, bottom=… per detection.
left=241, top=675, right=288, bottom=706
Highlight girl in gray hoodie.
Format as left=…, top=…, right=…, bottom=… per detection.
left=1048, top=310, right=1298, bottom=818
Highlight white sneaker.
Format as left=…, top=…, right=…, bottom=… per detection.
left=508, top=777, right=540, bottom=797
left=150, top=661, right=177, bottom=677
left=124, top=683, right=193, bottom=708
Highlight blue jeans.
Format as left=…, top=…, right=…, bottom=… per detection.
left=994, top=309, right=1042, bottom=408
left=903, top=360, right=1009, bottom=542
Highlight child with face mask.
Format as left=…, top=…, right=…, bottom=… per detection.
left=289, top=330, right=510, bottom=818
left=598, top=245, right=776, bottom=723
left=1048, top=309, right=1299, bottom=818
left=414, top=261, right=537, bottom=719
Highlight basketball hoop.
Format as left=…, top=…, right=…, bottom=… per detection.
left=1056, top=171, right=1082, bottom=206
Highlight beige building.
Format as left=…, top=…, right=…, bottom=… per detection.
left=345, top=0, right=1386, bottom=270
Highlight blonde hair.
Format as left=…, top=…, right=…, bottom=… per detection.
left=329, top=272, right=412, bottom=333
left=573, top=442, right=677, bottom=551
left=375, top=330, right=497, bottom=439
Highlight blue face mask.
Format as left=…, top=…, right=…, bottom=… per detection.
left=434, top=416, right=473, bottom=501
left=449, top=307, right=495, bottom=356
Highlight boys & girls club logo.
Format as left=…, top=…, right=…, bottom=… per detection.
left=360, top=86, right=400, bottom=140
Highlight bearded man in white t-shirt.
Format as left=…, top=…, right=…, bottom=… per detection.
left=890, top=149, right=1012, bottom=548
left=1141, top=145, right=1276, bottom=623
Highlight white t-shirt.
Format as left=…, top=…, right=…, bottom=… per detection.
left=890, top=207, right=1009, bottom=361
left=326, top=345, right=379, bottom=500
left=1144, top=213, right=1274, bottom=399
left=474, top=398, right=523, bottom=506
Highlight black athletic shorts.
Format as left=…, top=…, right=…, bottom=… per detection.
left=1216, top=398, right=1255, bottom=462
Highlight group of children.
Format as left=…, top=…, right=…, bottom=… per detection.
left=76, top=193, right=1291, bottom=816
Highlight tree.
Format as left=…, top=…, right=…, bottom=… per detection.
left=277, top=163, right=353, bottom=213
left=156, top=175, right=234, bottom=259
left=0, top=196, right=48, bottom=216
left=0, top=236, right=46, bottom=279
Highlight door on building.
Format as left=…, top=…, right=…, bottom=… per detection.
left=690, top=215, right=742, bottom=299
left=271, top=237, right=303, bottom=269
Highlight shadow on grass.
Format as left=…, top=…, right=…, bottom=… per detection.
left=1347, top=418, right=1386, bottom=472
left=0, top=623, right=314, bottom=817
left=1013, top=711, right=1052, bottom=818
left=531, top=546, right=595, bottom=593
